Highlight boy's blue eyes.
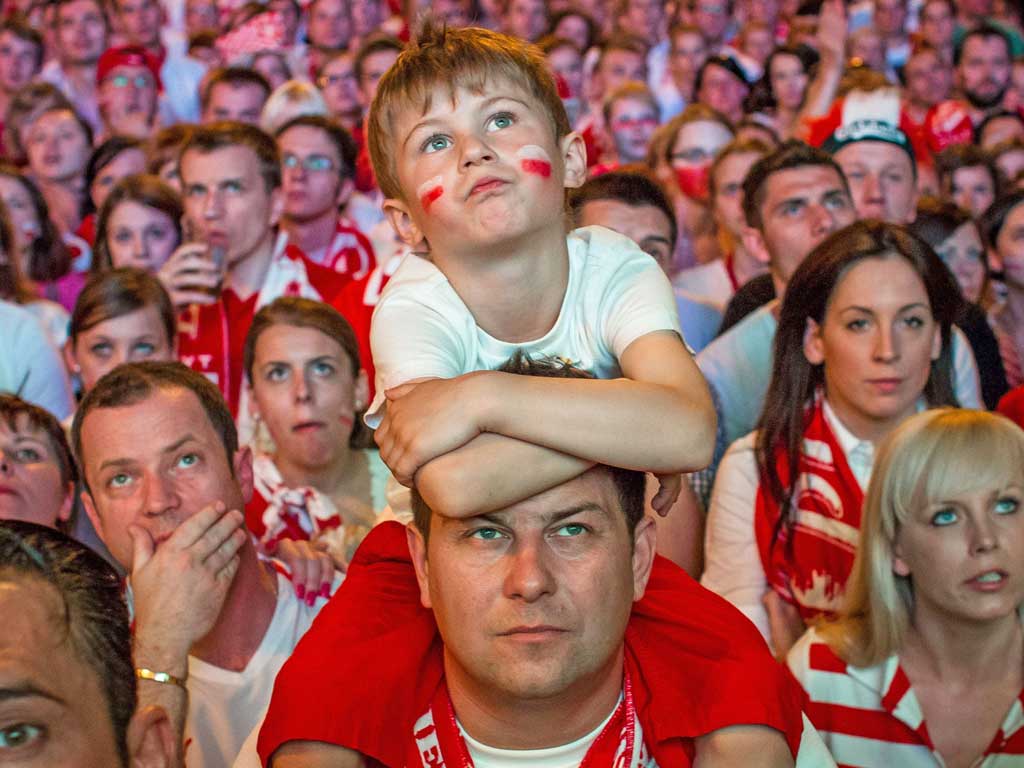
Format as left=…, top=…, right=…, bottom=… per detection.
left=419, top=113, right=517, bottom=154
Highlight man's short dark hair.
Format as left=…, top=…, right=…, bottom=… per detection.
left=981, top=189, right=1024, bottom=248
left=353, top=34, right=403, bottom=85
left=180, top=120, right=281, bottom=192
left=741, top=139, right=849, bottom=230
left=275, top=114, right=358, bottom=181
left=976, top=110, right=1024, bottom=146
left=200, top=66, right=272, bottom=111
left=0, top=520, right=135, bottom=765
left=0, top=17, right=43, bottom=69
left=568, top=167, right=678, bottom=250
left=410, top=353, right=646, bottom=544
left=936, top=144, right=996, bottom=188
left=71, top=361, right=239, bottom=487
left=954, top=22, right=1013, bottom=67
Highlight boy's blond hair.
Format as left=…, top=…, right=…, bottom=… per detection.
left=367, top=20, right=571, bottom=201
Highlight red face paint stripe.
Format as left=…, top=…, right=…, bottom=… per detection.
left=420, top=185, right=443, bottom=211
left=520, top=158, right=551, bottom=178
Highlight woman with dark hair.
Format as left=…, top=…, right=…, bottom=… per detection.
left=80, top=136, right=147, bottom=244
left=982, top=190, right=1024, bottom=389
left=92, top=174, right=183, bottom=274
left=243, top=296, right=393, bottom=569
left=0, top=394, right=78, bottom=534
left=22, top=106, right=93, bottom=237
left=64, top=267, right=178, bottom=395
left=760, top=45, right=817, bottom=139
left=702, top=221, right=960, bottom=656
left=910, top=196, right=1008, bottom=409
left=0, top=164, right=83, bottom=312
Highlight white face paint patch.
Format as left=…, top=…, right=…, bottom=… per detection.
left=515, top=145, right=553, bottom=178
left=417, top=175, right=445, bottom=212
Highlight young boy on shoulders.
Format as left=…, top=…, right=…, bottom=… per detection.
left=365, top=22, right=715, bottom=516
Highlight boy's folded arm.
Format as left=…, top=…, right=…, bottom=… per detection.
left=414, top=433, right=595, bottom=517
left=478, top=330, right=716, bottom=474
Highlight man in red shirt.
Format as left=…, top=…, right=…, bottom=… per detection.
left=160, top=121, right=375, bottom=434
left=257, top=358, right=832, bottom=768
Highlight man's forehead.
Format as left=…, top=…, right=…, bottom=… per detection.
left=767, top=164, right=842, bottom=196
left=836, top=140, right=913, bottom=167
left=81, top=387, right=209, bottom=461
left=182, top=144, right=261, bottom=178
left=439, top=469, right=623, bottom=528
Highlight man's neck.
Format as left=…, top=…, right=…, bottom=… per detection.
left=191, top=544, right=278, bottom=671
left=62, top=61, right=98, bottom=91
left=445, top=645, right=625, bottom=750
left=431, top=224, right=570, bottom=343
left=281, top=210, right=337, bottom=259
left=224, top=230, right=278, bottom=300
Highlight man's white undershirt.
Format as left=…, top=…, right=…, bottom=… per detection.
left=457, top=694, right=621, bottom=768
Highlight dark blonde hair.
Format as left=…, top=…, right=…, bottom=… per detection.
left=367, top=20, right=570, bottom=201
left=70, top=267, right=176, bottom=349
left=92, top=174, right=183, bottom=273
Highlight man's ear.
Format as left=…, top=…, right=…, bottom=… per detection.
left=335, top=176, right=355, bottom=208
left=233, top=445, right=255, bottom=505
left=560, top=131, right=588, bottom=190
left=56, top=481, right=74, bottom=524
left=126, top=705, right=177, bottom=768
left=631, top=516, right=657, bottom=601
left=741, top=224, right=771, bottom=266
left=354, top=367, right=369, bottom=412
left=406, top=523, right=432, bottom=609
left=63, top=341, right=79, bottom=376
left=383, top=198, right=427, bottom=250
left=268, top=185, right=285, bottom=228
left=803, top=317, right=825, bottom=365
left=81, top=490, right=104, bottom=540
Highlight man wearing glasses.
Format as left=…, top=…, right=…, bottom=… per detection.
left=96, top=44, right=160, bottom=139
left=275, top=115, right=377, bottom=278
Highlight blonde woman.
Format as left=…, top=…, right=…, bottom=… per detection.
left=787, top=409, right=1024, bottom=767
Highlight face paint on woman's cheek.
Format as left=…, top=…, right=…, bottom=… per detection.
left=417, top=175, right=444, bottom=213
left=516, top=144, right=553, bottom=178
left=337, top=413, right=354, bottom=430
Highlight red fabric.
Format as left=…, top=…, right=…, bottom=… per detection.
left=997, top=385, right=1024, bottom=430
left=322, top=217, right=377, bottom=279
left=257, top=522, right=807, bottom=767
left=802, top=98, right=933, bottom=167
left=754, top=397, right=863, bottom=623
left=922, top=100, right=975, bottom=154
left=351, top=122, right=378, bottom=193
left=176, top=243, right=372, bottom=415
left=76, top=213, right=96, bottom=248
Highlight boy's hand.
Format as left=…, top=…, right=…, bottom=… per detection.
left=375, top=375, right=484, bottom=486
left=651, top=472, right=682, bottom=516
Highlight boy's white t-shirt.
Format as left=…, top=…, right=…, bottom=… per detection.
left=366, top=225, right=683, bottom=424
left=183, top=570, right=343, bottom=768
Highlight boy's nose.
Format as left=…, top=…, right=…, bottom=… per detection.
left=460, top=135, right=496, bottom=168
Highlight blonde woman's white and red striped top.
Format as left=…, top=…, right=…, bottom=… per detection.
left=787, top=627, right=1024, bottom=767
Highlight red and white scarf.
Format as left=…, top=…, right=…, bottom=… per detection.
left=410, top=673, right=654, bottom=768
left=754, top=396, right=864, bottom=623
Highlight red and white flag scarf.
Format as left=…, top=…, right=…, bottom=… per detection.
left=410, top=672, right=654, bottom=768
left=755, top=395, right=864, bottom=623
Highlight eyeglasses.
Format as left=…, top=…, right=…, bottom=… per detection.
left=104, top=74, right=152, bottom=89
left=282, top=153, right=337, bottom=172
left=317, top=73, right=357, bottom=88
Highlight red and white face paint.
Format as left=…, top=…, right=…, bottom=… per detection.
left=516, top=144, right=553, bottom=179
left=417, top=175, right=444, bottom=213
